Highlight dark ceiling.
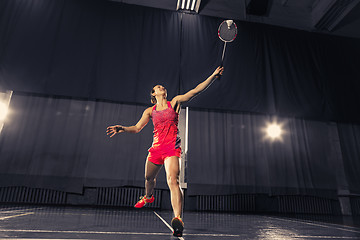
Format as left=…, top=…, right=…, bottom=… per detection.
left=110, top=0, right=360, bottom=39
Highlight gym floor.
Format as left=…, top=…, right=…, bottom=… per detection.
left=1, top=204, right=360, bottom=239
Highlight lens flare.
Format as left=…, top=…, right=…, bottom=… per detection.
left=0, top=102, right=8, bottom=121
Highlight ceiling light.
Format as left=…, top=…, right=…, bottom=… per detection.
left=177, top=0, right=201, bottom=13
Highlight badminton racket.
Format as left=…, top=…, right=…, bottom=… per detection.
left=218, top=20, right=237, bottom=68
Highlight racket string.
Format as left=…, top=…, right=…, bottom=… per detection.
left=218, top=21, right=237, bottom=42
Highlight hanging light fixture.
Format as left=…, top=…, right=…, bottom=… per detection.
left=176, top=0, right=201, bottom=13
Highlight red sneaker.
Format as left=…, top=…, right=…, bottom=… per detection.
left=171, top=217, right=184, bottom=237
left=134, top=195, right=155, bottom=208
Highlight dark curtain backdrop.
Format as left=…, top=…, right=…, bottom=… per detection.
left=1, top=0, right=360, bottom=122
left=0, top=0, right=181, bottom=104
left=1, top=93, right=359, bottom=197
left=0, top=94, right=360, bottom=197
left=187, top=109, right=345, bottom=198
left=1, top=0, right=360, bottom=196
left=0, top=93, right=170, bottom=193
left=337, top=123, right=360, bottom=195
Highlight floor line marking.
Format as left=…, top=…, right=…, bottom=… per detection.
left=153, top=211, right=173, bottom=231
left=0, top=228, right=241, bottom=237
left=1, top=229, right=359, bottom=238
left=234, top=214, right=360, bottom=231
left=153, top=211, right=185, bottom=240
left=265, top=216, right=360, bottom=234
left=264, top=216, right=360, bottom=231
left=0, top=212, right=34, bottom=220
left=0, top=208, right=42, bottom=214
left=293, top=236, right=360, bottom=239
left=2, top=239, right=84, bottom=240
left=0, top=229, right=170, bottom=236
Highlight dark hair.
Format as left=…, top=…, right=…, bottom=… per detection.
left=150, top=87, right=156, bottom=104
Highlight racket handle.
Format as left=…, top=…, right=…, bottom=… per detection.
left=216, top=67, right=223, bottom=79
left=217, top=42, right=226, bottom=79
left=216, top=59, right=224, bottom=79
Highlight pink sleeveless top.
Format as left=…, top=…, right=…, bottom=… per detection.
left=149, top=101, right=181, bottom=153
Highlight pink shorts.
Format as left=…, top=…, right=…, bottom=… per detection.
left=147, top=148, right=181, bottom=165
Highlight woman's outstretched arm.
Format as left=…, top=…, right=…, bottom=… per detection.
left=171, top=66, right=224, bottom=105
left=106, top=107, right=152, bottom=137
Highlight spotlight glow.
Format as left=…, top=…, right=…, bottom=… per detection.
left=0, top=102, right=8, bottom=121
left=262, top=120, right=286, bottom=142
left=267, top=124, right=281, bottom=139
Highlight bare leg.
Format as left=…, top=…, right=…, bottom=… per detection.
left=164, top=156, right=183, bottom=218
left=144, top=158, right=162, bottom=198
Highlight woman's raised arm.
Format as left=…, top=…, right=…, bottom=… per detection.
left=171, top=66, right=223, bottom=105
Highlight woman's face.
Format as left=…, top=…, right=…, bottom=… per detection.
left=153, top=85, right=167, bottom=97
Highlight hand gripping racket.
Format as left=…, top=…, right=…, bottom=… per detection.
left=218, top=20, right=237, bottom=67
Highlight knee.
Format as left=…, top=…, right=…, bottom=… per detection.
left=167, top=175, right=179, bottom=187
left=145, top=175, right=156, bottom=182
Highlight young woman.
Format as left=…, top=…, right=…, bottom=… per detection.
left=106, top=66, right=224, bottom=237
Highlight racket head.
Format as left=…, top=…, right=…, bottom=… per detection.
left=218, top=20, right=237, bottom=42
